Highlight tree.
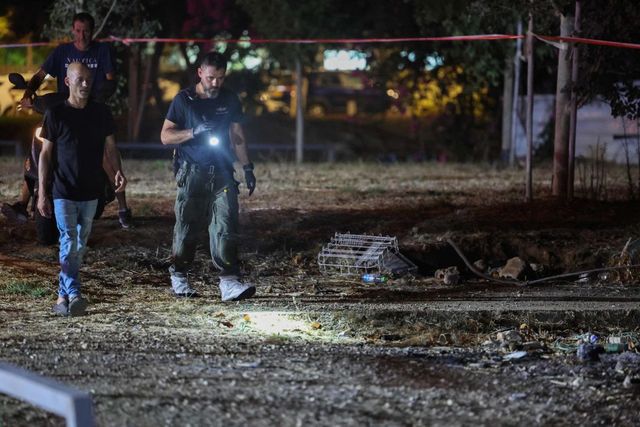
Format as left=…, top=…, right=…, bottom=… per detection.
left=573, top=0, right=640, bottom=119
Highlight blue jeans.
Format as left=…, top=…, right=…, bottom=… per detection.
left=53, top=199, right=98, bottom=299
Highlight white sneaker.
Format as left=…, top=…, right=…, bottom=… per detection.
left=171, top=274, right=198, bottom=298
left=219, top=276, right=256, bottom=302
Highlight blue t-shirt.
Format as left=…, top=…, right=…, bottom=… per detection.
left=42, top=101, right=115, bottom=201
left=166, top=86, right=243, bottom=170
left=42, top=42, right=115, bottom=96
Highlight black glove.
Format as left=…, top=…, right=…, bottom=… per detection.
left=243, top=163, right=256, bottom=196
left=193, top=121, right=214, bottom=137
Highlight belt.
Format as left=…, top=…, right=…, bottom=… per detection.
left=182, top=161, right=216, bottom=175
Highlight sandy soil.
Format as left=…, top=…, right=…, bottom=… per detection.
left=1, top=158, right=639, bottom=426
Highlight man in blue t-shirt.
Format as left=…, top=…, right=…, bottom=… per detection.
left=160, top=51, right=257, bottom=302
left=19, top=12, right=115, bottom=105
left=38, top=62, right=127, bottom=316
left=2, top=12, right=133, bottom=230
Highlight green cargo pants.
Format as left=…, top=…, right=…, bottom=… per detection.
left=170, top=162, right=240, bottom=278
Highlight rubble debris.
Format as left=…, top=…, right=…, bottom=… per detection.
left=497, top=330, right=522, bottom=345
left=498, top=257, right=527, bottom=280
left=434, top=266, right=460, bottom=285
left=503, top=351, right=528, bottom=361
left=472, top=259, right=487, bottom=273
left=529, top=263, right=544, bottom=273
left=362, top=273, right=388, bottom=284
left=521, top=341, right=543, bottom=351
left=576, top=343, right=604, bottom=362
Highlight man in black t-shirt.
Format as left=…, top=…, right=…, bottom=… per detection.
left=1, top=12, right=133, bottom=231
left=38, top=62, right=127, bottom=316
left=160, top=51, right=257, bottom=302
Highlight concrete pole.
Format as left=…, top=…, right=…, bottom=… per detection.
left=509, top=21, right=523, bottom=167
left=567, top=1, right=581, bottom=201
left=295, top=58, right=304, bottom=164
left=525, top=13, right=535, bottom=202
left=501, top=43, right=514, bottom=165
left=552, top=14, right=574, bottom=199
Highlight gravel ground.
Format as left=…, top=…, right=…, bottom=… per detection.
left=1, top=158, right=640, bottom=426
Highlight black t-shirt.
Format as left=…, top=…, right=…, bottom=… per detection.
left=165, top=86, right=243, bottom=170
left=42, top=101, right=115, bottom=201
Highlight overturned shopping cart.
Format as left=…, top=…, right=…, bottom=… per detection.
left=317, top=232, right=417, bottom=276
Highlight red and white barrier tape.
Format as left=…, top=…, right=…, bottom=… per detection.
left=0, top=33, right=639, bottom=50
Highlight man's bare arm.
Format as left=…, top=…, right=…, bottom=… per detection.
left=104, top=134, right=127, bottom=192
left=161, top=119, right=195, bottom=145
left=229, top=122, right=250, bottom=166
left=19, top=69, right=47, bottom=109
left=37, top=137, right=54, bottom=217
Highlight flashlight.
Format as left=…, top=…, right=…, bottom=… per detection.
left=209, top=135, right=220, bottom=146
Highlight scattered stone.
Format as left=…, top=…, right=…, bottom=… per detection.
left=529, top=263, right=545, bottom=273
left=497, top=330, right=522, bottom=345
left=576, top=273, right=591, bottom=284
left=473, top=259, right=487, bottom=273
left=499, top=257, right=527, bottom=280
left=571, top=377, right=584, bottom=388
left=503, top=351, right=528, bottom=361
left=434, top=266, right=460, bottom=285
left=509, top=392, right=527, bottom=401
left=522, top=341, right=543, bottom=351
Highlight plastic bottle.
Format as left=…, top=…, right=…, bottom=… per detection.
left=362, top=273, right=388, bottom=284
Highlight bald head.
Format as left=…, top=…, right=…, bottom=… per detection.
left=67, top=62, right=91, bottom=79
left=65, top=62, right=93, bottom=103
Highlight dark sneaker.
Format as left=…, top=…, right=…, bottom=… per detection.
left=219, top=276, right=256, bottom=302
left=52, top=300, right=69, bottom=316
left=68, top=296, right=88, bottom=316
left=1, top=202, right=29, bottom=223
left=118, top=208, right=133, bottom=229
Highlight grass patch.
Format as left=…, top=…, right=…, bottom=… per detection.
left=2, top=280, right=49, bottom=298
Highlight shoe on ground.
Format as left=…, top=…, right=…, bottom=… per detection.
left=1, top=202, right=29, bottom=223
left=118, top=208, right=133, bottom=229
left=171, top=274, right=198, bottom=298
left=68, top=296, right=88, bottom=316
left=219, top=276, right=256, bottom=302
left=52, top=300, right=69, bottom=316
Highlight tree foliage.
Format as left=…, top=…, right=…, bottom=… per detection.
left=40, top=0, right=161, bottom=116
left=575, top=0, right=640, bottom=119
left=42, top=0, right=160, bottom=40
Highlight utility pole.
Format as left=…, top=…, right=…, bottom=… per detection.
left=501, top=28, right=515, bottom=165
left=552, top=14, right=574, bottom=199
left=525, top=12, right=534, bottom=202
left=567, top=1, right=581, bottom=201
left=509, top=21, right=523, bottom=167
left=295, top=58, right=304, bottom=164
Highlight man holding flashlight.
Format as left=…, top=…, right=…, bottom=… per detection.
left=160, top=51, right=257, bottom=301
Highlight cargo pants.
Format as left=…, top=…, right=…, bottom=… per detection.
left=170, top=162, right=240, bottom=280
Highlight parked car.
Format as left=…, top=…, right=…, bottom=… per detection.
left=306, top=71, right=391, bottom=117
left=258, top=77, right=293, bottom=114
left=258, top=71, right=392, bottom=117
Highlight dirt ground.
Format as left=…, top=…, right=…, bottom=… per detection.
left=1, top=158, right=640, bottom=426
